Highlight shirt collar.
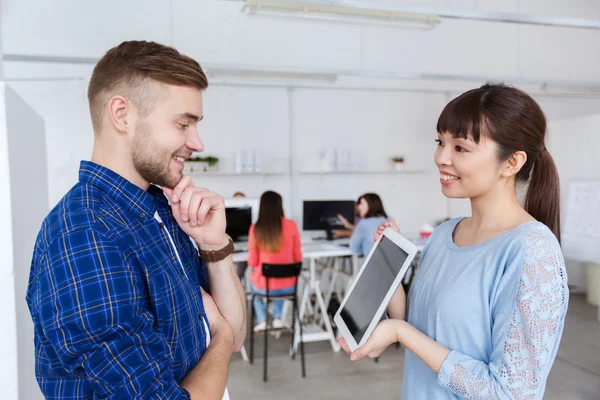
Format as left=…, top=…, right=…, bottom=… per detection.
left=79, top=160, right=159, bottom=219
left=148, top=184, right=171, bottom=207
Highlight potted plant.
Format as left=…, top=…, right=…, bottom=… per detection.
left=185, top=155, right=220, bottom=172
left=392, top=156, right=405, bottom=171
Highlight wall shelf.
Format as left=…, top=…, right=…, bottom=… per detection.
left=186, top=171, right=286, bottom=177
left=298, top=170, right=426, bottom=175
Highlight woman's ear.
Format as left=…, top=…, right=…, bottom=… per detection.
left=502, top=151, right=527, bottom=178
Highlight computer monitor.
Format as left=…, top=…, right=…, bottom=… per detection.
left=302, top=200, right=356, bottom=234
left=225, top=206, right=252, bottom=242
left=224, top=197, right=259, bottom=223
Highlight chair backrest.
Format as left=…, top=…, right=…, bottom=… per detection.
left=261, top=262, right=302, bottom=278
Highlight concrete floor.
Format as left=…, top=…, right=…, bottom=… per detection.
left=228, top=294, right=600, bottom=399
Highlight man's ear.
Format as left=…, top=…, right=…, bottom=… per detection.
left=107, top=95, right=131, bottom=134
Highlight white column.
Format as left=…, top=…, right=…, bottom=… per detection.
left=0, top=90, right=20, bottom=400
left=6, top=85, right=47, bottom=400
left=0, top=15, right=48, bottom=399
left=0, top=7, right=19, bottom=396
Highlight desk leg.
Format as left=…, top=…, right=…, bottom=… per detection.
left=311, top=257, right=340, bottom=352
left=313, top=280, right=340, bottom=352
left=347, top=254, right=360, bottom=293
left=294, top=258, right=341, bottom=353
left=317, top=258, right=331, bottom=327
left=323, top=257, right=339, bottom=313
left=299, top=284, right=310, bottom=321
left=351, top=254, right=359, bottom=277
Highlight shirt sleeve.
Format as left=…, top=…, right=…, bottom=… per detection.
left=35, top=229, right=191, bottom=399
left=247, top=224, right=259, bottom=267
left=437, top=228, right=568, bottom=399
left=349, top=220, right=364, bottom=255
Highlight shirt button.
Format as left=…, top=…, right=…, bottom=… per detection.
left=140, top=212, right=146, bottom=218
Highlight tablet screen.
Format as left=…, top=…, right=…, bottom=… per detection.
left=339, top=235, right=409, bottom=343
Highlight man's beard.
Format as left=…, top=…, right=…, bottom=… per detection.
left=132, top=120, right=181, bottom=188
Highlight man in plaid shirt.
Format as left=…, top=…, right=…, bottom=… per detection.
left=27, top=41, right=246, bottom=399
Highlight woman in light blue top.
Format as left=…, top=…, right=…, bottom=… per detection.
left=348, top=193, right=388, bottom=257
left=338, top=84, right=569, bottom=399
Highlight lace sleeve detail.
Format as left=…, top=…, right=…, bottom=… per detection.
left=437, top=227, right=568, bottom=399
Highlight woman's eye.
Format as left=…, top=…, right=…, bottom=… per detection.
left=179, top=123, right=189, bottom=130
left=455, top=145, right=466, bottom=152
left=435, top=139, right=443, bottom=146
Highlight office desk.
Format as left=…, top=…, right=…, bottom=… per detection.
left=233, top=240, right=358, bottom=352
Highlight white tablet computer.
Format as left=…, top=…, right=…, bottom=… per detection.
left=334, top=227, right=418, bottom=352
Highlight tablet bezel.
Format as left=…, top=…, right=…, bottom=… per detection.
left=334, top=227, right=418, bottom=352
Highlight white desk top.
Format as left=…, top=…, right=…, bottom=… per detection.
left=232, top=238, right=354, bottom=263
left=232, top=236, right=425, bottom=263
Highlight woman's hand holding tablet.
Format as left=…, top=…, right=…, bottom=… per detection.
left=333, top=227, right=418, bottom=353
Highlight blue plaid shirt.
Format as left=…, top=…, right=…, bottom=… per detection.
left=27, top=161, right=211, bottom=399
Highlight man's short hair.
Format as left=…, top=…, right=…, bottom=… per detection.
left=88, top=40, right=208, bottom=132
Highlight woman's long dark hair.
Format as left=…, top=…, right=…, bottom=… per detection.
left=359, top=193, right=388, bottom=219
left=437, top=83, right=561, bottom=242
left=254, top=191, right=285, bottom=252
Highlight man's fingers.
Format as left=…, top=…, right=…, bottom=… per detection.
left=179, top=188, right=192, bottom=222
left=169, top=185, right=222, bottom=227
left=197, top=197, right=214, bottom=226
left=187, top=192, right=202, bottom=226
left=171, top=200, right=181, bottom=221
left=171, top=176, right=193, bottom=203
left=211, top=193, right=225, bottom=210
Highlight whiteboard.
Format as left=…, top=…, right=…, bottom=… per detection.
left=562, top=180, right=600, bottom=263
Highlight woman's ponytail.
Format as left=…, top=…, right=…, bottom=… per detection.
left=524, top=148, right=561, bottom=242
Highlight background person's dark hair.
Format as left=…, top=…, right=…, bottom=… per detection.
left=359, top=193, right=388, bottom=219
left=437, top=83, right=561, bottom=242
left=254, top=191, right=285, bottom=252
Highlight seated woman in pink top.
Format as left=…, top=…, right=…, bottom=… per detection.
left=248, top=191, right=303, bottom=332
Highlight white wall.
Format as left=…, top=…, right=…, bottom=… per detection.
left=7, top=79, right=92, bottom=207
left=2, top=0, right=173, bottom=58
left=290, top=87, right=448, bottom=233
left=5, top=85, right=47, bottom=400
left=191, top=85, right=295, bottom=216
left=548, top=113, right=600, bottom=291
